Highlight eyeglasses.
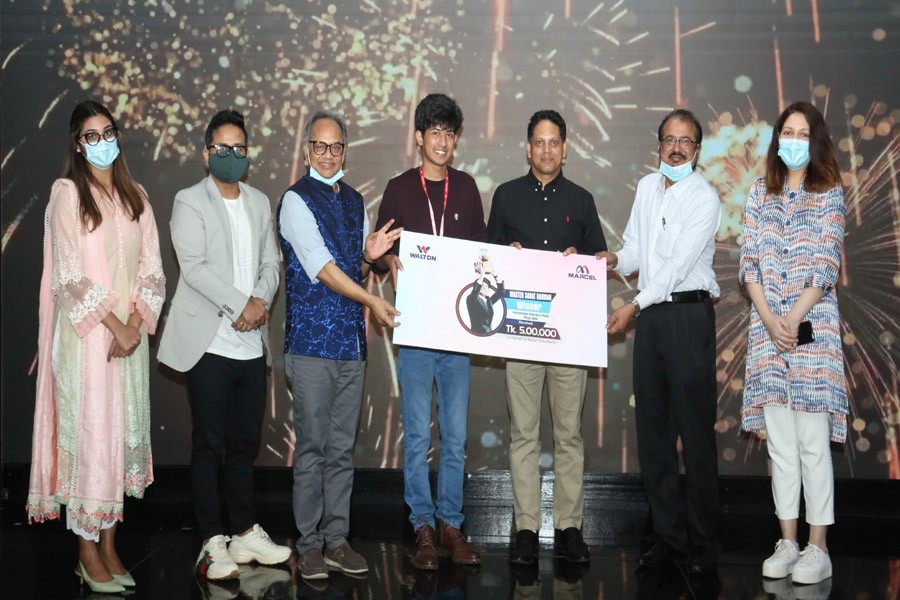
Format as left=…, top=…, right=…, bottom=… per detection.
left=208, top=143, right=249, bottom=158
left=309, top=140, right=345, bottom=156
left=81, top=128, right=118, bottom=146
left=661, top=136, right=697, bottom=149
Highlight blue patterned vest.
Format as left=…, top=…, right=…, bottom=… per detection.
left=277, top=175, right=367, bottom=360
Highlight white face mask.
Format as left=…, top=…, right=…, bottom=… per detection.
left=83, top=138, right=120, bottom=170
left=778, top=138, right=811, bottom=170
left=309, top=165, right=344, bottom=187
left=659, top=149, right=696, bottom=183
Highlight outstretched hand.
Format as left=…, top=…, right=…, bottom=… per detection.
left=365, top=219, right=403, bottom=262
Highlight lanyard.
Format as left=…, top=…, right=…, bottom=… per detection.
left=419, top=167, right=450, bottom=237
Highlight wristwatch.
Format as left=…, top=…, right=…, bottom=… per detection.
left=631, top=299, right=641, bottom=319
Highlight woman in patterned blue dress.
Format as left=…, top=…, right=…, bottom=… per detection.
left=739, top=101, right=847, bottom=586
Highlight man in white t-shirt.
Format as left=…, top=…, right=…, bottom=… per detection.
left=159, top=110, right=291, bottom=582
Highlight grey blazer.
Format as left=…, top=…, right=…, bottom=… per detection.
left=158, top=176, right=280, bottom=372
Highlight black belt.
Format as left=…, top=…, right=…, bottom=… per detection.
left=667, top=290, right=710, bottom=303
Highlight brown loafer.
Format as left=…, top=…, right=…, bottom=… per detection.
left=412, top=524, right=439, bottom=570
left=438, top=520, right=481, bottom=565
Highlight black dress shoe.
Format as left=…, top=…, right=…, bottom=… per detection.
left=509, top=529, right=538, bottom=564
left=637, top=541, right=681, bottom=570
left=554, top=527, right=590, bottom=563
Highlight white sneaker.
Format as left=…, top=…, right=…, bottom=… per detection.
left=196, top=535, right=240, bottom=580
left=228, top=524, right=292, bottom=565
left=791, top=544, right=832, bottom=585
left=762, top=539, right=801, bottom=579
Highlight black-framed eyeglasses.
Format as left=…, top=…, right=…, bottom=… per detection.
left=661, top=136, right=697, bottom=149
left=309, top=140, right=345, bottom=156
left=81, top=128, right=118, bottom=146
left=208, top=143, right=248, bottom=159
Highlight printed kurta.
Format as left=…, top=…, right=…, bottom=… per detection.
left=739, top=177, right=848, bottom=442
left=27, top=179, right=165, bottom=535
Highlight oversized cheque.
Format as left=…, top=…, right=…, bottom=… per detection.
left=392, top=232, right=607, bottom=367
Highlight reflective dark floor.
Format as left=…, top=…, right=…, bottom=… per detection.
left=2, top=521, right=897, bottom=600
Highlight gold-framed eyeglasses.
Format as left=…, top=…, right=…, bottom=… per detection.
left=309, top=140, right=345, bottom=156
left=661, top=136, right=697, bottom=149
left=81, top=128, right=118, bottom=146
left=208, top=143, right=249, bottom=158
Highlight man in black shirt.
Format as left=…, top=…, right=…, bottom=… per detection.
left=487, top=109, right=607, bottom=565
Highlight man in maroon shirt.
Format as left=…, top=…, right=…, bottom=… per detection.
left=374, top=93, right=486, bottom=570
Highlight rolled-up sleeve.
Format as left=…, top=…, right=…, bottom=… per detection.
left=278, top=190, right=335, bottom=282
left=739, top=180, right=764, bottom=286
left=805, top=185, right=845, bottom=292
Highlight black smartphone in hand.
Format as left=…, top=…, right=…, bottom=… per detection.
left=798, top=321, right=814, bottom=346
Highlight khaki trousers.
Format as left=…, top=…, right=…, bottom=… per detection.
left=507, top=359, right=587, bottom=531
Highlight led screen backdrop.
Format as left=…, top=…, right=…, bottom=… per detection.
left=2, top=0, right=898, bottom=479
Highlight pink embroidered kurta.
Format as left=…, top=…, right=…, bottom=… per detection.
left=27, top=179, right=165, bottom=536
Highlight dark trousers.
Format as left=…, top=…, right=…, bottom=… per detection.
left=186, top=352, right=266, bottom=540
left=633, top=299, right=720, bottom=555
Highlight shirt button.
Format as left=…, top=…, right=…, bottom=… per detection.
left=781, top=300, right=787, bottom=305
left=543, top=240, right=548, bottom=245
left=783, top=248, right=789, bottom=254
left=785, top=220, right=791, bottom=226
left=781, top=272, right=787, bottom=279
left=544, top=218, right=548, bottom=222
left=544, top=197, right=548, bottom=201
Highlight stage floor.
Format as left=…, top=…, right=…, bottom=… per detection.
left=2, top=521, right=897, bottom=599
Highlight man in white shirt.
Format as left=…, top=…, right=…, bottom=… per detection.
left=599, top=109, right=721, bottom=576
left=159, top=110, right=291, bottom=581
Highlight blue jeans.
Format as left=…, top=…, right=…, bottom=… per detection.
left=399, top=347, right=471, bottom=531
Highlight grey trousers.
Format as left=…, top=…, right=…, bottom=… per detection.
left=286, top=354, right=365, bottom=553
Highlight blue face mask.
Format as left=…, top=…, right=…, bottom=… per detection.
left=778, top=138, right=810, bottom=170
left=659, top=151, right=696, bottom=183
left=309, top=165, right=344, bottom=187
left=83, top=138, right=120, bottom=170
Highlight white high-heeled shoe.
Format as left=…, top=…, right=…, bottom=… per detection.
left=75, top=561, right=126, bottom=594
left=110, top=570, right=136, bottom=587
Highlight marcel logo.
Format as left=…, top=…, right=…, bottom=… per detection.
left=568, top=264, right=597, bottom=280
left=408, top=244, right=437, bottom=261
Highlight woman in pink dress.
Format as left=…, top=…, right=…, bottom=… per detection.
left=27, top=100, right=165, bottom=594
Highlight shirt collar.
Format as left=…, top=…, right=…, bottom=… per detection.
left=526, top=169, right=564, bottom=192
left=658, top=170, right=699, bottom=199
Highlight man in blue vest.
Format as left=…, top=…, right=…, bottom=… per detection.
left=277, top=109, right=402, bottom=581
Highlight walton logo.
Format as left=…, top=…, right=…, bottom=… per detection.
left=568, top=265, right=597, bottom=280
left=409, top=245, right=437, bottom=261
